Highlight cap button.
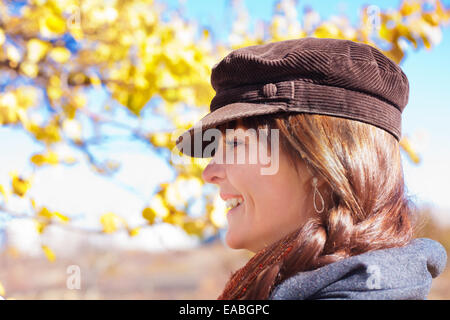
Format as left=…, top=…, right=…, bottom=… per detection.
left=262, top=83, right=277, bottom=98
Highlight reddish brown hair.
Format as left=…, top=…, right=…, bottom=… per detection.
left=215, top=112, right=418, bottom=300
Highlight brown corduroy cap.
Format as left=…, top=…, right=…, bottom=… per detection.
left=175, top=37, right=409, bottom=158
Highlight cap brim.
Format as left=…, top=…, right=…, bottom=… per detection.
left=175, top=102, right=288, bottom=158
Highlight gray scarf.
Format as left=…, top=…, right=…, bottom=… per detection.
left=269, top=238, right=447, bottom=300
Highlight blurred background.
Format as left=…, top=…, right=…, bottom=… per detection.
left=0, top=0, right=449, bottom=299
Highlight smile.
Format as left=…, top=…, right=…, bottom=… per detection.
left=225, top=197, right=244, bottom=210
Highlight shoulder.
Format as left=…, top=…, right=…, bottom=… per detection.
left=269, top=238, right=447, bottom=300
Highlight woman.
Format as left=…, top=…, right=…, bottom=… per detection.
left=175, top=37, right=447, bottom=300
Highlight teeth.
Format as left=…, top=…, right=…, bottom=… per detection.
left=225, top=197, right=243, bottom=209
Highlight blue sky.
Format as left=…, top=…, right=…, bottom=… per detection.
left=1, top=0, right=450, bottom=252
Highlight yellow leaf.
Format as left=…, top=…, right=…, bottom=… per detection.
left=422, top=12, right=440, bottom=27
left=15, top=86, right=38, bottom=108
left=70, top=26, right=84, bottom=41
left=0, top=184, right=8, bottom=203
left=165, top=176, right=202, bottom=208
left=40, top=14, right=66, bottom=35
left=182, top=220, right=205, bottom=237
left=44, top=151, right=59, bottom=164
left=31, top=151, right=59, bottom=166
left=386, top=43, right=404, bottom=64
left=142, top=207, right=156, bottom=224
left=163, top=211, right=185, bottom=226
left=128, top=227, right=140, bottom=237
left=420, top=33, right=432, bottom=50
left=34, top=220, right=48, bottom=234
left=89, top=75, right=102, bottom=88
left=0, top=92, right=17, bottom=108
left=47, top=86, right=62, bottom=100
left=400, top=1, right=421, bottom=16
left=0, top=29, right=5, bottom=46
left=149, top=194, right=169, bottom=218
left=71, top=92, right=87, bottom=108
left=313, top=22, right=340, bottom=38
left=47, top=75, right=62, bottom=100
left=26, top=39, right=49, bottom=62
left=100, top=212, right=121, bottom=233
left=49, top=47, right=71, bottom=63
left=41, top=245, right=56, bottom=262
left=11, top=174, right=31, bottom=197
left=149, top=132, right=170, bottom=147
left=35, top=208, right=69, bottom=226
left=27, top=121, right=62, bottom=144
left=38, top=207, right=53, bottom=219
left=31, top=154, right=45, bottom=166
left=400, top=136, right=421, bottom=164
left=20, top=61, right=39, bottom=78
left=6, top=45, right=21, bottom=63
left=53, top=211, right=70, bottom=223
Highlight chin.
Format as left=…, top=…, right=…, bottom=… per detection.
left=224, top=230, right=247, bottom=250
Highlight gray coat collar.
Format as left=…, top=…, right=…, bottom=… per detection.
left=269, top=238, right=447, bottom=300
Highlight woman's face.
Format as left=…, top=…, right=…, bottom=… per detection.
left=202, top=121, right=315, bottom=253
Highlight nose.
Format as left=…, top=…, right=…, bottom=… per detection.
left=202, top=158, right=225, bottom=184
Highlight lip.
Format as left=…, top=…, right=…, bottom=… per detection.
left=220, top=193, right=244, bottom=201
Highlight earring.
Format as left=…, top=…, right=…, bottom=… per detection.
left=312, top=177, right=325, bottom=213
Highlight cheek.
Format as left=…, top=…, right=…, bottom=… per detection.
left=253, top=172, right=303, bottom=224
left=249, top=176, right=284, bottom=222
left=226, top=163, right=261, bottom=191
